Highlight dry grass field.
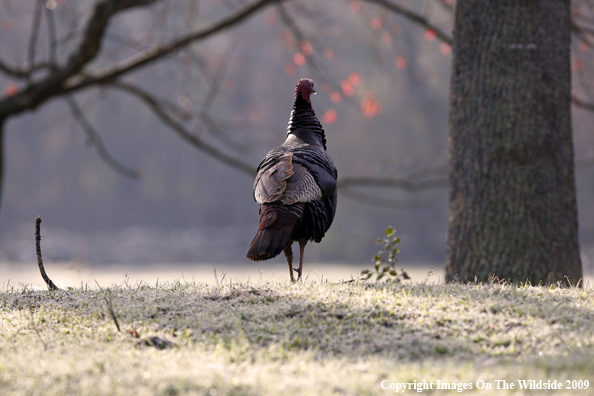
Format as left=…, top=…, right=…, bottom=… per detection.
left=0, top=275, right=593, bottom=395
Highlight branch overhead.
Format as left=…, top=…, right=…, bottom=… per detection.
left=340, top=187, right=430, bottom=208
left=112, top=82, right=257, bottom=177
left=64, top=95, right=142, bottom=178
left=362, top=0, right=453, bottom=45
left=61, top=0, right=160, bottom=77
left=2, top=0, right=452, bottom=209
left=337, top=175, right=449, bottom=191
left=0, top=0, right=282, bottom=118
left=572, top=95, right=594, bottom=112
left=62, top=0, right=284, bottom=94
left=0, top=0, right=160, bottom=116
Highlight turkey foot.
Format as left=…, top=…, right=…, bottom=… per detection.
left=296, top=239, right=307, bottom=281
left=284, top=245, right=295, bottom=282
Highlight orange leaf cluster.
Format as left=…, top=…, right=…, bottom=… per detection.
left=425, top=29, right=437, bottom=41
left=440, top=43, right=451, bottom=55
left=370, top=18, right=383, bottom=30
left=341, top=79, right=354, bottom=97
left=330, top=91, right=342, bottom=103
left=361, top=92, right=382, bottom=118
left=293, top=52, right=306, bottom=66
left=323, top=108, right=337, bottom=124
left=573, top=58, right=585, bottom=71
left=348, top=72, right=361, bottom=87
left=350, top=0, right=361, bottom=13
left=301, top=41, right=313, bottom=56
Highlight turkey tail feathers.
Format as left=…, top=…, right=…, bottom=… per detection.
left=246, top=202, right=304, bottom=261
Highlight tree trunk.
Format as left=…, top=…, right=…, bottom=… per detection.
left=0, top=115, right=4, bottom=213
left=0, top=114, right=8, bottom=213
left=0, top=113, right=8, bottom=215
left=446, top=0, right=582, bottom=285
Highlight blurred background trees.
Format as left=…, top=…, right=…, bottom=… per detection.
left=0, top=0, right=593, bottom=279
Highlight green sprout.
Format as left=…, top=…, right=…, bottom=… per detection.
left=361, top=226, right=410, bottom=282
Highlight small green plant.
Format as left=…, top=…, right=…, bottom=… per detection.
left=361, top=226, right=410, bottom=282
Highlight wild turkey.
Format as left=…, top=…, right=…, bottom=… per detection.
left=246, top=78, right=337, bottom=281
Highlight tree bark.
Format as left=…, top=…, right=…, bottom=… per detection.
left=0, top=115, right=4, bottom=213
left=447, top=0, right=582, bottom=285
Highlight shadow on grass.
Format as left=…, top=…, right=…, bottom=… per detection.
left=2, top=279, right=592, bottom=366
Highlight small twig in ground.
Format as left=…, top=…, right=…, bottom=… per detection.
left=105, top=296, right=121, bottom=332
left=35, top=216, right=63, bottom=293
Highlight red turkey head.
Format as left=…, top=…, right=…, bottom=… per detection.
left=295, top=78, right=316, bottom=102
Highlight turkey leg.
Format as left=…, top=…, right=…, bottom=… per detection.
left=297, top=239, right=307, bottom=281
left=283, top=245, right=295, bottom=282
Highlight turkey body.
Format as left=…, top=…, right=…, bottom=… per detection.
left=246, top=79, right=337, bottom=281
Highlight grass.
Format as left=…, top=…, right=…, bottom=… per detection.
left=0, top=276, right=593, bottom=395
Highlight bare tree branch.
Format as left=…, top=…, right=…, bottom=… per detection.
left=275, top=1, right=366, bottom=114
left=0, top=59, right=26, bottom=77
left=64, top=96, right=142, bottom=178
left=337, top=163, right=449, bottom=207
left=45, top=5, right=58, bottom=65
left=572, top=94, right=594, bottom=112
left=0, top=0, right=160, bottom=116
left=198, top=110, right=250, bottom=153
left=27, top=0, right=44, bottom=71
left=61, top=0, right=160, bottom=78
left=62, top=0, right=285, bottom=94
left=276, top=2, right=321, bottom=74
left=338, top=175, right=449, bottom=191
left=200, top=42, right=235, bottom=116
left=0, top=60, right=56, bottom=79
left=103, top=32, right=150, bottom=51
left=434, top=0, right=454, bottom=13
left=399, top=163, right=448, bottom=181
left=112, top=81, right=257, bottom=176
left=340, top=187, right=429, bottom=208
left=362, top=0, right=453, bottom=45
left=0, top=0, right=285, bottom=120
left=1, top=0, right=464, bottom=214
left=144, top=44, right=250, bottom=153
left=193, top=40, right=251, bottom=152
left=182, top=49, right=215, bottom=80
left=572, top=19, right=594, bottom=39
left=181, top=48, right=262, bottom=153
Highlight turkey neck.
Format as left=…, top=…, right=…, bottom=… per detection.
left=285, top=95, right=327, bottom=150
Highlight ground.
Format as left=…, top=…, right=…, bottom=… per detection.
left=0, top=278, right=593, bottom=395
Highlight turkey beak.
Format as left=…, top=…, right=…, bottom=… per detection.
left=313, top=90, right=317, bottom=94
